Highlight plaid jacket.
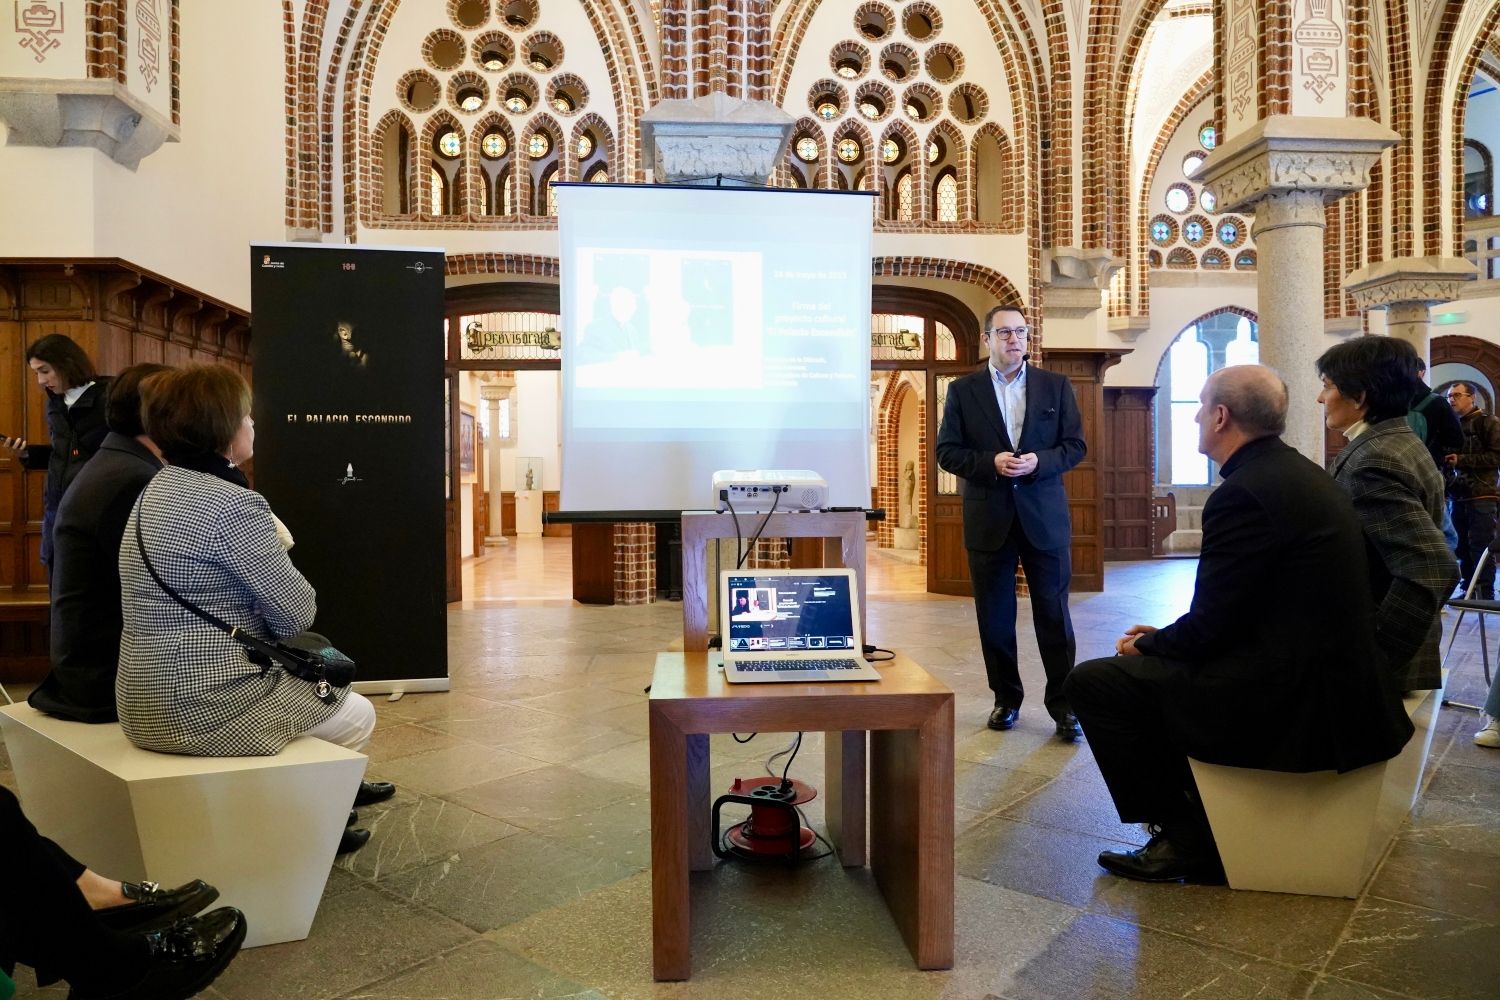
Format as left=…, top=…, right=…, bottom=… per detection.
left=1330, top=418, right=1459, bottom=690
left=117, top=466, right=342, bottom=756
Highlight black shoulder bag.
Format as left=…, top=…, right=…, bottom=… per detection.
left=133, top=512, right=355, bottom=705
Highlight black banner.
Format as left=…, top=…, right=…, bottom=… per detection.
left=250, top=244, right=447, bottom=689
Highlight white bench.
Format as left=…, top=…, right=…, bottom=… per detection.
left=0, top=703, right=366, bottom=947
left=1188, top=686, right=1440, bottom=897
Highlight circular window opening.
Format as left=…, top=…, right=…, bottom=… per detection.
left=948, top=84, right=988, bottom=124
left=1183, top=215, right=1211, bottom=246
left=457, top=87, right=485, bottom=112
left=882, top=137, right=903, bottom=163
left=927, top=138, right=943, bottom=163
left=1202, top=249, right=1229, bottom=269
left=837, top=137, right=862, bottom=163
left=1218, top=220, right=1243, bottom=246
left=482, top=132, right=509, bottom=159
left=474, top=33, right=513, bottom=71
left=795, top=137, right=819, bottom=162
left=880, top=43, right=916, bottom=82
left=402, top=73, right=440, bottom=112
left=576, top=133, right=595, bottom=159
left=830, top=43, right=869, bottom=80
left=1199, top=188, right=1218, bottom=213
left=527, top=132, right=552, bottom=159
left=527, top=33, right=563, bottom=71
left=435, top=129, right=462, bottom=158
left=1165, top=183, right=1193, bottom=214
left=453, top=0, right=487, bottom=29
left=855, top=3, right=894, bottom=40
left=1198, top=123, right=1217, bottom=150
left=809, top=83, right=845, bottom=120
left=925, top=45, right=962, bottom=83
left=501, top=1, right=537, bottom=30
left=505, top=90, right=531, bottom=113
left=1183, top=152, right=1205, bottom=177
left=426, top=30, right=465, bottom=71
left=904, top=7, right=938, bottom=40
left=857, top=84, right=891, bottom=121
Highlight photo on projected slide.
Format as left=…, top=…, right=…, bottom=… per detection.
left=573, top=247, right=761, bottom=390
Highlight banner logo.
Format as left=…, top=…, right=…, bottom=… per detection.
left=260, top=254, right=285, bottom=269
left=406, top=260, right=436, bottom=275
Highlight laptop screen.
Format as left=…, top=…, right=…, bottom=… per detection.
left=725, top=573, right=857, bottom=652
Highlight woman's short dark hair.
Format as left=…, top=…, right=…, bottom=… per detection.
left=143, top=365, right=252, bottom=461
left=1316, top=336, right=1420, bottom=424
left=25, top=334, right=96, bottom=390
left=105, top=364, right=172, bottom=437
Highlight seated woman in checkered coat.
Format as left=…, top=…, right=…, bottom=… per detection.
left=115, top=365, right=392, bottom=852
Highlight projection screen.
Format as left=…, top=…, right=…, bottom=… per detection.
left=557, top=183, right=875, bottom=513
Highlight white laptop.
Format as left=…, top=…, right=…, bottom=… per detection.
left=718, top=568, right=881, bottom=683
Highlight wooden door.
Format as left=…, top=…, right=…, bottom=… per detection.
left=927, top=368, right=973, bottom=595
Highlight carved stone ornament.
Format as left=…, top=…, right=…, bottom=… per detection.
left=641, top=92, right=794, bottom=186
left=1196, top=115, right=1397, bottom=214
left=1343, top=256, right=1478, bottom=311
left=1108, top=314, right=1151, bottom=343
left=0, top=79, right=177, bottom=170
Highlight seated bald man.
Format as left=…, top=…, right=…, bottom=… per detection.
left=1064, top=364, right=1414, bottom=884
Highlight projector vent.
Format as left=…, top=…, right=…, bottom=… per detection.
left=798, top=487, right=823, bottom=509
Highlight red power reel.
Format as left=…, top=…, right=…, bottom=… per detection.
left=711, top=775, right=818, bottom=864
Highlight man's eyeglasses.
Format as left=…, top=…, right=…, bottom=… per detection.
left=988, top=326, right=1030, bottom=341
left=1447, top=391, right=1472, bottom=400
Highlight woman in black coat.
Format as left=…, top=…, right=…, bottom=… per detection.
left=2, top=334, right=110, bottom=571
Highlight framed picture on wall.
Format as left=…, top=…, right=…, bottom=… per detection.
left=459, top=406, right=476, bottom=475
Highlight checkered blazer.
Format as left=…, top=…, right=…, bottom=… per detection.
left=1330, top=417, right=1459, bottom=690
left=116, top=465, right=342, bottom=756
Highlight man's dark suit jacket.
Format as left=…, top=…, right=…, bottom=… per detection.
left=1135, top=436, right=1413, bottom=775
left=29, top=432, right=162, bottom=722
left=935, top=363, right=1086, bottom=551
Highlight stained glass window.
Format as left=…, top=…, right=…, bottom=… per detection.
left=459, top=92, right=484, bottom=112
left=796, top=137, right=819, bottom=162
left=897, top=173, right=913, bottom=221
left=437, top=131, right=461, bottom=158
left=935, top=173, right=958, bottom=222
left=1184, top=221, right=1204, bottom=243
left=927, top=140, right=940, bottom=163
left=1199, top=124, right=1216, bottom=150
left=528, top=133, right=550, bottom=158
left=505, top=93, right=530, bottom=113
left=882, top=138, right=900, bottom=163
left=1218, top=221, right=1239, bottom=245
left=1200, top=189, right=1217, bottom=213
left=482, top=133, right=507, bottom=158
left=837, top=138, right=861, bottom=162
left=1165, top=186, right=1191, bottom=213
left=576, top=133, right=593, bottom=159
left=1183, top=153, right=1205, bottom=177
left=1151, top=221, right=1172, bottom=243
left=817, top=102, right=839, bottom=120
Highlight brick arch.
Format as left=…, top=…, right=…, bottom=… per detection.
left=879, top=119, right=920, bottom=219
left=781, top=115, right=824, bottom=188
left=443, top=254, right=560, bottom=279
left=1432, top=335, right=1500, bottom=401
left=831, top=120, right=875, bottom=191
left=927, top=120, right=965, bottom=220
left=1438, top=1, right=1500, bottom=256
left=1150, top=305, right=1261, bottom=385
left=970, top=121, right=1017, bottom=230
left=569, top=112, right=614, bottom=183
left=871, top=256, right=1024, bottom=319
left=875, top=373, right=925, bottom=557
left=519, top=114, right=564, bottom=217
left=1130, top=71, right=1215, bottom=318
left=372, top=108, right=416, bottom=217
left=340, top=0, right=656, bottom=241
left=420, top=110, right=466, bottom=216
left=468, top=112, right=515, bottom=217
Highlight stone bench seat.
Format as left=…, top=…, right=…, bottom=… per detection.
left=1188, top=685, right=1439, bottom=897
left=0, top=702, right=366, bottom=947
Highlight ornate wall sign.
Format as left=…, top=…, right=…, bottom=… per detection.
left=14, top=0, right=65, bottom=63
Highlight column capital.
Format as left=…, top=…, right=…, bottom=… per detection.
left=641, top=93, right=795, bottom=185
left=1194, top=115, right=1397, bottom=215
left=1343, top=256, right=1479, bottom=312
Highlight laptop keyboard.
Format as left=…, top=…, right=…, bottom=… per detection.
left=735, top=658, right=865, bottom=672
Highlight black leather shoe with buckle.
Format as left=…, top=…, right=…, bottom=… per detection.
left=72, top=907, right=247, bottom=1000
left=96, top=879, right=220, bottom=934
left=354, top=780, right=396, bottom=807
left=1096, top=826, right=1225, bottom=884
left=987, top=705, right=1020, bottom=731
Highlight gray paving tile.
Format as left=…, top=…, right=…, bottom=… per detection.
left=367, top=743, right=548, bottom=796
left=1324, top=897, right=1500, bottom=1000
left=443, top=764, right=643, bottom=831
left=338, top=793, right=525, bottom=881
left=342, top=938, right=607, bottom=999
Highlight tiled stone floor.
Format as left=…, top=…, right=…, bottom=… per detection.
left=5, top=553, right=1500, bottom=998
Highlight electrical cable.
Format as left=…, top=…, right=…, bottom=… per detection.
left=862, top=644, right=896, bottom=662
left=779, top=731, right=803, bottom=788
left=723, top=491, right=744, bottom=566
left=735, top=487, right=783, bottom=569
left=731, top=732, right=757, bottom=743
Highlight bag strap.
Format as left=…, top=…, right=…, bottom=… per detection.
left=133, top=501, right=286, bottom=665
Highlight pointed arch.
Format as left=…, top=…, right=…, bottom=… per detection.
left=783, top=115, right=824, bottom=188
left=420, top=110, right=466, bottom=218
left=879, top=119, right=920, bottom=223
left=372, top=108, right=414, bottom=217
left=520, top=114, right=564, bottom=219
left=972, top=122, right=1016, bottom=230
left=570, top=112, right=614, bottom=184
left=927, top=121, right=965, bottom=222
left=1438, top=1, right=1500, bottom=255
left=470, top=112, right=516, bottom=219
left=831, top=121, right=875, bottom=192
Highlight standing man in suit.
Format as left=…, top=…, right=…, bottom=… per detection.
left=1064, top=366, right=1412, bottom=884
left=936, top=304, right=1086, bottom=739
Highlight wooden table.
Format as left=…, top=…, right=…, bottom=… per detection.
left=648, top=651, right=954, bottom=981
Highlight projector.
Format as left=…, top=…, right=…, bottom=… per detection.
left=713, top=470, right=828, bottom=512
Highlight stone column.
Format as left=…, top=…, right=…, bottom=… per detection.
left=1197, top=118, right=1396, bottom=462
left=1344, top=257, right=1479, bottom=361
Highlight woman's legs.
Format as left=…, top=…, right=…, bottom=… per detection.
left=301, top=691, right=377, bottom=751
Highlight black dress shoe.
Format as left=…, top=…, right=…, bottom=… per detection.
left=1054, top=713, right=1083, bottom=743
left=73, top=907, right=247, bottom=1000
left=1097, top=827, right=1225, bottom=884
left=354, top=780, right=395, bottom=807
left=95, top=879, right=220, bottom=934
left=987, top=705, right=1020, bottom=731
left=338, top=826, right=372, bottom=854
left=347, top=810, right=358, bottom=828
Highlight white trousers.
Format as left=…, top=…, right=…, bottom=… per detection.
left=301, top=690, right=376, bottom=752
